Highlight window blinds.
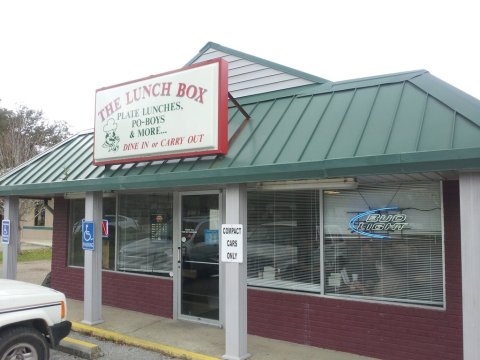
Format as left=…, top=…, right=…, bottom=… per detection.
left=323, top=182, right=443, bottom=306
left=247, top=190, right=321, bottom=292
left=247, top=182, right=444, bottom=307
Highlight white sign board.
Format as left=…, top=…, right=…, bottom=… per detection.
left=221, top=224, right=243, bottom=263
left=94, top=59, right=228, bottom=165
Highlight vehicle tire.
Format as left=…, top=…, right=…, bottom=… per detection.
left=0, top=326, right=49, bottom=360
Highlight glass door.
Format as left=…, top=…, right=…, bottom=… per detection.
left=179, top=193, right=220, bottom=322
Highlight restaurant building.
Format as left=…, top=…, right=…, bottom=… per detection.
left=2, top=42, right=480, bottom=360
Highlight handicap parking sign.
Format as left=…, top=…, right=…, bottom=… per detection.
left=2, top=220, right=10, bottom=244
left=82, top=220, right=95, bottom=250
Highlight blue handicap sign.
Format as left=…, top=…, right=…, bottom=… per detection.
left=2, top=220, right=10, bottom=244
left=82, top=220, right=95, bottom=250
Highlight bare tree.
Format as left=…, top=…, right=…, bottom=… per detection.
left=0, top=104, right=69, bottom=170
left=0, top=102, right=70, bottom=252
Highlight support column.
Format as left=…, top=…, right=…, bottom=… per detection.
left=223, top=184, right=250, bottom=360
left=83, top=191, right=104, bottom=325
left=460, top=172, right=480, bottom=360
left=2, top=196, right=19, bottom=279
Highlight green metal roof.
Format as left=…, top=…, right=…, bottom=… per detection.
left=1, top=70, right=480, bottom=196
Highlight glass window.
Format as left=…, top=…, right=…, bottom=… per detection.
left=68, top=197, right=117, bottom=269
left=246, top=182, right=444, bottom=308
left=117, top=193, right=173, bottom=276
left=69, top=199, right=85, bottom=267
left=323, top=182, right=443, bottom=306
left=247, top=190, right=321, bottom=292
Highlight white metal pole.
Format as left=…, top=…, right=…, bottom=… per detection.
left=2, top=196, right=19, bottom=279
left=223, top=184, right=251, bottom=360
left=83, top=191, right=104, bottom=325
left=460, top=172, right=480, bottom=360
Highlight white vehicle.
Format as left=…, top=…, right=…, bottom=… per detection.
left=0, top=279, right=71, bottom=360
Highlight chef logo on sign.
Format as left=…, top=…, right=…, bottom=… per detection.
left=102, top=118, right=120, bottom=152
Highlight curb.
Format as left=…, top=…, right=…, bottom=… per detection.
left=59, top=337, right=102, bottom=359
left=71, top=321, right=219, bottom=360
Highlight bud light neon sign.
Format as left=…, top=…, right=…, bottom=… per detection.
left=349, top=207, right=408, bottom=239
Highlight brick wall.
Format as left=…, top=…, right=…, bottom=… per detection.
left=50, top=181, right=463, bottom=359
left=51, top=197, right=173, bottom=318
left=102, top=271, right=172, bottom=316
left=247, top=181, right=463, bottom=360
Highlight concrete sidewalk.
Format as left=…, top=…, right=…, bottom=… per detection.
left=7, top=258, right=372, bottom=359
left=66, top=299, right=374, bottom=360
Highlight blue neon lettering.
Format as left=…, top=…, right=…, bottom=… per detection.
left=349, top=207, right=408, bottom=240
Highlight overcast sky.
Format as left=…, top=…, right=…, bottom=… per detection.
left=1, top=0, right=478, bottom=134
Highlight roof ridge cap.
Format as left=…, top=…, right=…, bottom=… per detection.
left=331, top=69, right=428, bottom=86
left=300, top=69, right=429, bottom=96
left=187, top=42, right=330, bottom=84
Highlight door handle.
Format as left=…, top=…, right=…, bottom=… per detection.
left=177, top=246, right=181, bottom=263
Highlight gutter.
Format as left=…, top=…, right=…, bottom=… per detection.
left=0, top=148, right=479, bottom=196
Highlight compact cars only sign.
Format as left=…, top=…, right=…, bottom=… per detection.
left=94, top=59, right=228, bottom=165
left=221, top=224, right=243, bottom=263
